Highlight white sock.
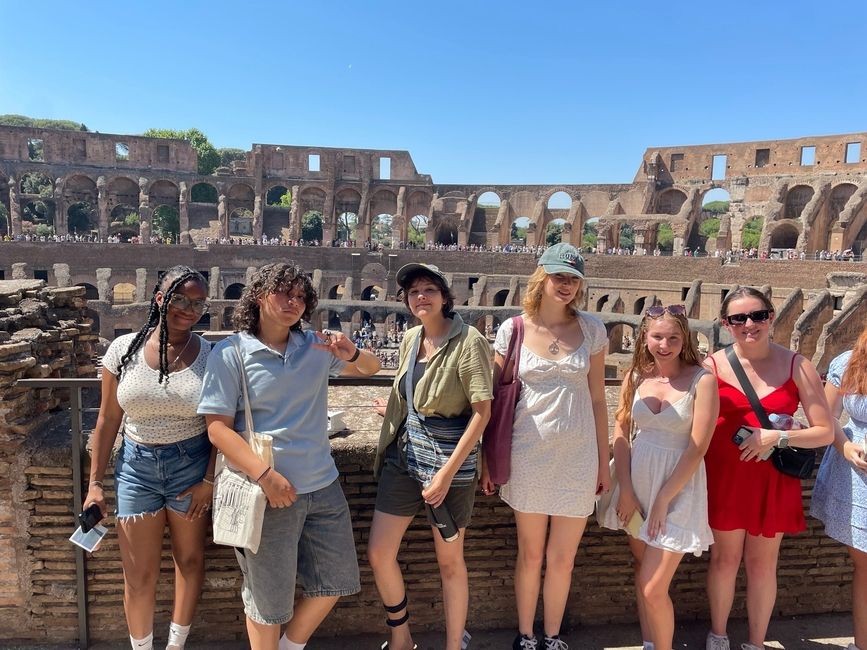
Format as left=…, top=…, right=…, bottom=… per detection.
left=644, top=642, right=655, bottom=650
left=279, top=634, right=306, bottom=650
left=130, top=632, right=153, bottom=650
left=166, top=622, right=191, bottom=649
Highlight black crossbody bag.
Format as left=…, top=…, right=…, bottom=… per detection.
left=724, top=346, right=816, bottom=480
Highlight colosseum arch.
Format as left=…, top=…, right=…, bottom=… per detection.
left=784, top=185, right=814, bottom=220
left=299, top=186, right=326, bottom=216
left=109, top=204, right=140, bottom=240
left=829, top=183, right=857, bottom=223
left=148, top=180, right=180, bottom=207
left=191, top=182, right=218, bottom=204
left=224, top=283, right=245, bottom=299
left=19, top=171, right=53, bottom=197
left=266, top=184, right=290, bottom=206
left=62, top=174, right=97, bottom=203
left=656, top=188, right=688, bottom=215
left=107, top=177, right=140, bottom=208
left=768, top=220, right=801, bottom=250
left=67, top=202, right=97, bottom=234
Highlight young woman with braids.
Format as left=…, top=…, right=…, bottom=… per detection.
left=198, top=262, right=381, bottom=650
left=84, top=265, right=214, bottom=650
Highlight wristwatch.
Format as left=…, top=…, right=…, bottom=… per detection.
left=777, top=430, right=790, bottom=449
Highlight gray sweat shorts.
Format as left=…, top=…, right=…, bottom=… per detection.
left=234, top=478, right=360, bottom=625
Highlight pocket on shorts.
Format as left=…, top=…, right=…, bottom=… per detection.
left=181, top=434, right=211, bottom=461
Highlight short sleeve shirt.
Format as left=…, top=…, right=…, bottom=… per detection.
left=197, top=330, right=345, bottom=494
left=103, top=333, right=211, bottom=444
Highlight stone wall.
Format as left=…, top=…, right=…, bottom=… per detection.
left=0, top=280, right=96, bottom=641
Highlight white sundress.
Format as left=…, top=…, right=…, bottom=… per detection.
left=494, top=312, right=608, bottom=517
left=600, top=370, right=714, bottom=556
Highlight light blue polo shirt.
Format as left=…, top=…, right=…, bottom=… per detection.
left=198, top=330, right=345, bottom=494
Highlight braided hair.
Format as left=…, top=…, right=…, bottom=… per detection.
left=115, top=265, right=207, bottom=385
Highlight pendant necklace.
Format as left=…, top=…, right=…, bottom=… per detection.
left=539, top=319, right=561, bottom=355
left=167, top=334, right=194, bottom=369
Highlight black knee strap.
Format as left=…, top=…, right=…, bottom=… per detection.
left=384, top=594, right=409, bottom=627
left=385, top=611, right=409, bottom=628
left=383, top=594, right=407, bottom=614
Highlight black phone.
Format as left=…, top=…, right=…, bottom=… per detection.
left=78, top=503, right=104, bottom=534
left=731, top=426, right=754, bottom=446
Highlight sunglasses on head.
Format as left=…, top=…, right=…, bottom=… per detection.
left=168, top=294, right=210, bottom=315
left=725, top=309, right=772, bottom=325
left=645, top=304, right=686, bottom=319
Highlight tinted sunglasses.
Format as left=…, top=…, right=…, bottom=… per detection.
left=169, top=294, right=210, bottom=315
left=725, top=309, right=772, bottom=325
left=645, top=304, right=686, bottom=318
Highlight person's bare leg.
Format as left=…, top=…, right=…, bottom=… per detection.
left=367, top=510, right=416, bottom=650
left=707, top=528, right=746, bottom=637
left=246, top=618, right=280, bottom=650
left=637, top=546, right=685, bottom=650
left=118, top=510, right=168, bottom=639
left=743, top=532, right=783, bottom=647
left=433, top=527, right=468, bottom=650
left=283, top=596, right=340, bottom=644
left=513, top=511, right=549, bottom=637
left=166, top=510, right=208, bottom=626
left=541, top=515, right=587, bottom=637
left=628, top=537, right=651, bottom=644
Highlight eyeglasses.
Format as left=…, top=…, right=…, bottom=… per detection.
left=645, top=304, right=686, bottom=319
left=169, top=294, right=210, bottom=314
left=725, top=309, right=772, bottom=325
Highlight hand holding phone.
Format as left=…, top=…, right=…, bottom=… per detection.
left=732, top=426, right=773, bottom=461
left=78, top=503, right=104, bottom=534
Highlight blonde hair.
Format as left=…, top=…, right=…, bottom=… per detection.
left=522, top=266, right=585, bottom=319
left=614, top=311, right=703, bottom=429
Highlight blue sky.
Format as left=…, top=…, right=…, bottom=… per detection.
left=1, top=0, right=864, bottom=187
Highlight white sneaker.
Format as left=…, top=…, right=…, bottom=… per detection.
left=706, top=632, right=730, bottom=650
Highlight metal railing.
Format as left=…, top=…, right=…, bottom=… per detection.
left=16, top=374, right=623, bottom=648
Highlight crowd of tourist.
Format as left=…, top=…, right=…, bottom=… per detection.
left=76, top=244, right=866, bottom=650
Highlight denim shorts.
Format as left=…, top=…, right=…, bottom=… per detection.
left=114, top=433, right=211, bottom=518
left=234, top=478, right=360, bottom=625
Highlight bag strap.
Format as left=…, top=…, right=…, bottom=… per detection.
left=232, top=338, right=255, bottom=439
left=500, top=316, right=524, bottom=386
left=405, top=330, right=423, bottom=421
left=724, top=346, right=773, bottom=429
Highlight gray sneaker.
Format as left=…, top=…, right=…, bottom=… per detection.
left=740, top=645, right=763, bottom=650
left=544, top=636, right=569, bottom=650
left=706, top=632, right=730, bottom=650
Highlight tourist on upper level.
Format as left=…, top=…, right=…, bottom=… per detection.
left=810, top=321, right=867, bottom=650
left=478, top=243, right=609, bottom=650
left=600, top=304, right=718, bottom=650
left=703, top=287, right=833, bottom=650
left=368, top=262, right=492, bottom=650
left=84, top=265, right=214, bottom=650
left=197, top=262, right=380, bottom=650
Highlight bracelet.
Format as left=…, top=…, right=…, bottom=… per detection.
left=202, top=477, right=214, bottom=486
left=256, top=467, right=271, bottom=483
left=89, top=480, right=104, bottom=489
left=348, top=347, right=361, bottom=363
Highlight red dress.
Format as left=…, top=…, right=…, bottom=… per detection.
left=705, top=356, right=806, bottom=537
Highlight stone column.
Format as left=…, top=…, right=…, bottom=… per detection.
left=179, top=182, right=190, bottom=244
left=97, top=176, right=109, bottom=239
left=11, top=263, right=27, bottom=279
left=253, top=193, right=263, bottom=240
left=138, top=179, right=152, bottom=242
left=9, top=176, right=21, bottom=236
left=52, top=263, right=71, bottom=287
left=54, top=195, right=68, bottom=236
left=96, top=268, right=111, bottom=301
left=209, top=266, right=221, bottom=300
left=135, top=268, right=149, bottom=303
left=289, top=185, right=301, bottom=241
left=218, top=194, right=228, bottom=238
